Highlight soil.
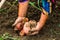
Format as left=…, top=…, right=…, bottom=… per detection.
left=0, top=0, right=60, bottom=40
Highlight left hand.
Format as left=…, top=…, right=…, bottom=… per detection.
left=20, top=22, right=40, bottom=36
left=29, top=22, right=40, bottom=35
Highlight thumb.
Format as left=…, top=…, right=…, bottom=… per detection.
left=31, top=28, right=37, bottom=31
left=12, top=18, right=21, bottom=26
left=28, top=31, right=38, bottom=35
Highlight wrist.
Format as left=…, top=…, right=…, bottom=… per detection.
left=17, top=17, right=25, bottom=21
left=36, top=22, right=40, bottom=29
left=36, top=22, right=43, bottom=31
left=17, top=17, right=28, bottom=22
left=18, top=14, right=26, bottom=17
left=18, top=16, right=25, bottom=18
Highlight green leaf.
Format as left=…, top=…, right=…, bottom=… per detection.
left=0, top=37, right=3, bottom=40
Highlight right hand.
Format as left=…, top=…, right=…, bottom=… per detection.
left=12, top=17, right=25, bottom=26
left=12, top=17, right=28, bottom=30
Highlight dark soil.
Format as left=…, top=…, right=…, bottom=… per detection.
left=0, top=0, right=60, bottom=40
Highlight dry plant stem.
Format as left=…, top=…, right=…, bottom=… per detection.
left=18, top=1, right=29, bottom=17
left=0, top=0, right=6, bottom=8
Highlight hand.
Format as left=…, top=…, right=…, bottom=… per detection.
left=12, top=17, right=25, bottom=26
left=23, top=22, right=30, bottom=34
left=12, top=17, right=28, bottom=30
left=22, top=22, right=40, bottom=35
left=29, top=22, right=40, bottom=35
left=19, top=22, right=30, bottom=36
left=19, top=25, right=30, bottom=36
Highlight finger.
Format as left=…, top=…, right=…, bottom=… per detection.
left=15, top=23, right=23, bottom=30
left=23, top=26, right=30, bottom=34
left=31, top=31, right=38, bottom=35
left=23, top=22, right=30, bottom=34
left=16, top=23, right=21, bottom=30
left=12, top=18, right=21, bottom=26
left=29, top=30, right=38, bottom=33
left=30, top=28, right=38, bottom=32
left=28, top=31, right=38, bottom=35
left=19, top=29, right=25, bottom=36
left=14, top=23, right=21, bottom=30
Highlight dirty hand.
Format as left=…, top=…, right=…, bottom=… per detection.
left=12, top=17, right=26, bottom=30
left=19, top=22, right=30, bottom=36
left=22, top=22, right=39, bottom=35
left=29, top=22, right=40, bottom=35
left=23, top=22, right=31, bottom=34
left=12, top=17, right=25, bottom=26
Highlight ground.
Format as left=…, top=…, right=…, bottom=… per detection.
left=0, top=0, right=60, bottom=40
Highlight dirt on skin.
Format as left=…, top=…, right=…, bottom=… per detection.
left=0, top=0, right=60, bottom=40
